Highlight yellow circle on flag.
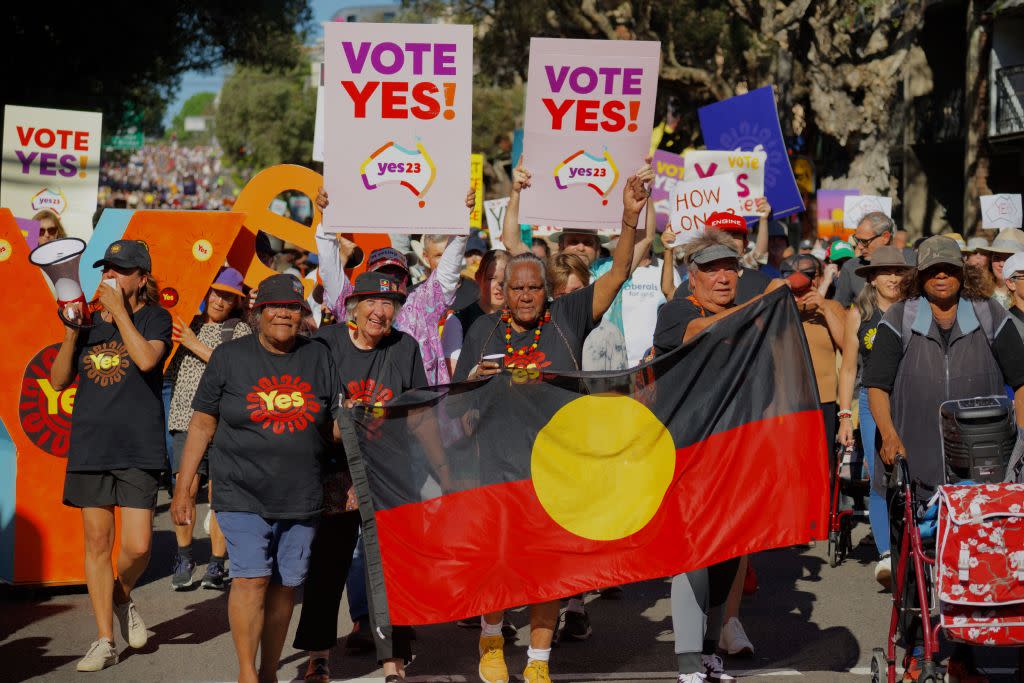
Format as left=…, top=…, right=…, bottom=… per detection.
left=531, top=394, right=676, bottom=541
left=192, top=239, right=213, bottom=261
left=0, top=239, right=12, bottom=262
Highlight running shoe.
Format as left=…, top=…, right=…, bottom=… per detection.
left=677, top=674, right=708, bottom=683
left=875, top=552, right=893, bottom=589
left=171, top=552, right=196, bottom=590
left=718, top=617, right=754, bottom=657
left=559, top=609, right=592, bottom=642
left=522, top=660, right=551, bottom=683
left=702, top=653, right=736, bottom=682
left=113, top=599, right=148, bottom=649
left=76, top=638, right=117, bottom=672
left=201, top=561, right=229, bottom=590
left=478, top=635, right=509, bottom=683
left=304, top=656, right=330, bottom=683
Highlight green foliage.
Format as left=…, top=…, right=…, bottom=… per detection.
left=4, top=1, right=312, bottom=135
left=215, top=63, right=316, bottom=171
left=170, top=92, right=217, bottom=143
left=472, top=84, right=525, bottom=153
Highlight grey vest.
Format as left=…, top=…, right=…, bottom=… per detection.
left=876, top=297, right=1008, bottom=497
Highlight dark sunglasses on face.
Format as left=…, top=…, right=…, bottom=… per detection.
left=40, top=226, right=59, bottom=236
left=851, top=234, right=882, bottom=248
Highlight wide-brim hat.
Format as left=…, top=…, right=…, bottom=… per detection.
left=854, top=245, right=915, bottom=277
left=350, top=272, right=407, bottom=303
left=964, top=237, right=990, bottom=253
left=978, top=228, right=1024, bottom=255
left=546, top=228, right=611, bottom=246
left=253, top=273, right=311, bottom=313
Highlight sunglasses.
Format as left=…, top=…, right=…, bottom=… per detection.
left=40, top=226, right=59, bottom=236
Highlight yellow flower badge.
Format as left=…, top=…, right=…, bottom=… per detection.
left=863, top=327, right=877, bottom=351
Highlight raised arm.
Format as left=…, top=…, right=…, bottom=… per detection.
left=314, top=188, right=355, bottom=318
left=501, top=160, right=532, bottom=256
left=660, top=227, right=679, bottom=300
left=591, top=165, right=653, bottom=321
left=432, top=187, right=476, bottom=300
left=750, top=197, right=771, bottom=263
left=628, top=156, right=657, bottom=273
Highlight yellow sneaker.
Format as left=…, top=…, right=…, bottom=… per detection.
left=478, top=635, right=508, bottom=683
left=523, top=660, right=551, bottom=683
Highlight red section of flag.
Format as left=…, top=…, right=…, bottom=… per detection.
left=375, top=409, right=828, bottom=625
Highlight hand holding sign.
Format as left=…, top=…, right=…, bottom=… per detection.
left=669, top=173, right=743, bottom=246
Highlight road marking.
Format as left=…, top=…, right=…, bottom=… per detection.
left=332, top=670, right=809, bottom=682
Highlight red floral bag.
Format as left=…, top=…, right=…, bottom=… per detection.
left=937, top=483, right=1024, bottom=645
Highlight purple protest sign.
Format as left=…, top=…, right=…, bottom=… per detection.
left=322, top=23, right=473, bottom=233
left=519, top=38, right=661, bottom=231
left=15, top=217, right=40, bottom=250
left=651, top=150, right=685, bottom=232
left=698, top=86, right=804, bottom=220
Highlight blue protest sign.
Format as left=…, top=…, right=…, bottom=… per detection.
left=698, top=86, right=804, bottom=219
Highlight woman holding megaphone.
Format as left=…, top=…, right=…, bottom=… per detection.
left=49, top=239, right=173, bottom=673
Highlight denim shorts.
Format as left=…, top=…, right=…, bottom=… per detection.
left=216, top=512, right=317, bottom=587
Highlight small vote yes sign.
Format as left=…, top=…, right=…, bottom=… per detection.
left=323, top=22, right=473, bottom=234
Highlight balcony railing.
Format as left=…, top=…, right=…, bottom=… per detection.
left=994, top=65, right=1024, bottom=138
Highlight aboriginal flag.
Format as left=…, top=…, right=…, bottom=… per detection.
left=339, top=287, right=827, bottom=628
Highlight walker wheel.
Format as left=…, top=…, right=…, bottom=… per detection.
left=870, top=648, right=886, bottom=683
left=828, top=531, right=841, bottom=568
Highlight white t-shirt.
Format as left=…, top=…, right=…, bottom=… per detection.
left=619, top=263, right=680, bottom=366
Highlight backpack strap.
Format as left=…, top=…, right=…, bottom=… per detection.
left=220, top=318, right=241, bottom=345
left=970, top=298, right=1004, bottom=347
left=900, top=298, right=918, bottom=354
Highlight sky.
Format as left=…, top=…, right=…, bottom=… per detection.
left=163, top=0, right=398, bottom=126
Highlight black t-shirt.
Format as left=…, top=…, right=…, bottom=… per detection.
left=410, top=274, right=480, bottom=312
left=453, top=285, right=596, bottom=380
left=735, top=267, right=770, bottom=304
left=863, top=321, right=1024, bottom=393
left=315, top=325, right=428, bottom=402
left=652, top=295, right=706, bottom=356
left=455, top=300, right=487, bottom=337
left=67, top=305, right=172, bottom=472
left=192, top=335, right=342, bottom=519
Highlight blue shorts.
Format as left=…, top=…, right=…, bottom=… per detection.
left=216, top=512, right=317, bottom=587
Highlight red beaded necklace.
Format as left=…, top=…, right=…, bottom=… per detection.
left=502, top=309, right=551, bottom=359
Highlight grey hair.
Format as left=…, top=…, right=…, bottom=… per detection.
left=684, top=230, right=740, bottom=276
left=423, top=234, right=450, bottom=248
left=504, top=252, right=552, bottom=300
left=859, top=211, right=896, bottom=237
left=345, top=296, right=403, bottom=323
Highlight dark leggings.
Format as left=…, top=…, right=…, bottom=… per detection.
left=293, top=511, right=413, bottom=663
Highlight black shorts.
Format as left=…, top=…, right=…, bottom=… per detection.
left=171, top=430, right=210, bottom=479
left=63, top=468, right=161, bottom=509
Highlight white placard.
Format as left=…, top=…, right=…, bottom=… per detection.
left=980, top=194, right=1023, bottom=230
left=682, top=150, right=766, bottom=217
left=484, top=197, right=509, bottom=249
left=843, top=195, right=893, bottom=230
left=668, top=172, right=742, bottom=246
left=313, top=85, right=325, bottom=163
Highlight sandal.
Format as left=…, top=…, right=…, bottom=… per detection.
left=304, top=657, right=330, bottom=683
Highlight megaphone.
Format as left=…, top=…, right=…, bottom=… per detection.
left=29, top=237, right=97, bottom=328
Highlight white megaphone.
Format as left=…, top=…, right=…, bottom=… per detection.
left=29, top=237, right=97, bottom=328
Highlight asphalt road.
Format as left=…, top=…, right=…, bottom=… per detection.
left=3, top=493, right=1022, bottom=682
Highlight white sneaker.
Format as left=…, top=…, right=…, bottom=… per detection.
left=114, top=600, right=148, bottom=649
left=718, top=617, right=754, bottom=657
left=677, top=674, right=708, bottom=683
left=702, top=653, right=736, bottom=682
left=874, top=553, right=893, bottom=589
left=76, top=638, right=117, bottom=672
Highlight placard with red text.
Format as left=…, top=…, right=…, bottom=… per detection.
left=520, top=38, right=660, bottom=231
left=322, top=22, right=472, bottom=233
left=1, top=105, right=102, bottom=239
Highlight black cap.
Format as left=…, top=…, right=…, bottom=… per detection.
left=92, top=239, right=152, bottom=271
left=253, top=273, right=310, bottom=312
left=350, top=272, right=407, bottom=303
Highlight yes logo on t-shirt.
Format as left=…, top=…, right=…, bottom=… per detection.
left=346, top=378, right=393, bottom=407
left=246, top=375, right=320, bottom=434
left=85, top=341, right=130, bottom=387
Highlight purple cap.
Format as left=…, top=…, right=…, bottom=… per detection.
left=210, top=267, right=245, bottom=298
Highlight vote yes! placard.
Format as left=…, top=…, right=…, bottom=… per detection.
left=520, top=38, right=660, bottom=231
left=322, top=22, right=473, bottom=233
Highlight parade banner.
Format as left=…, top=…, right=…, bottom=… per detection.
left=668, top=173, right=742, bottom=246
left=698, top=86, right=804, bottom=219
left=816, top=189, right=860, bottom=239
left=469, top=153, right=484, bottom=228
left=1, top=105, right=102, bottom=240
left=980, top=194, right=1023, bottom=230
left=520, top=38, right=661, bottom=231
left=341, top=286, right=827, bottom=626
left=683, top=150, right=767, bottom=218
left=843, top=194, right=892, bottom=231
left=651, top=149, right=685, bottom=231
left=322, top=22, right=473, bottom=233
